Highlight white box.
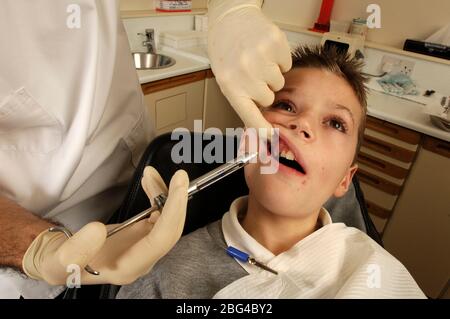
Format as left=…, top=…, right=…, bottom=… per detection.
left=155, top=0, right=192, bottom=12
left=201, top=15, right=208, bottom=32
left=194, top=15, right=202, bottom=31
left=159, top=31, right=207, bottom=49
left=194, top=15, right=209, bottom=32
left=330, top=20, right=350, bottom=33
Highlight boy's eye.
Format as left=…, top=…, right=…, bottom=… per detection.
left=271, top=101, right=295, bottom=113
left=326, top=116, right=348, bottom=133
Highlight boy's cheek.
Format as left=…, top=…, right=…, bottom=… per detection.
left=243, top=162, right=258, bottom=188
left=261, top=109, right=277, bottom=123
left=262, top=112, right=288, bottom=132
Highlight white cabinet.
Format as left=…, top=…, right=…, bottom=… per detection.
left=142, top=71, right=206, bottom=136
left=382, top=136, right=450, bottom=298
left=142, top=69, right=244, bottom=137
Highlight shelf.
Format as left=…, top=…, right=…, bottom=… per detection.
left=121, top=8, right=207, bottom=19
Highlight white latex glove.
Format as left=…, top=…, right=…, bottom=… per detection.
left=208, top=0, right=292, bottom=137
left=22, top=167, right=189, bottom=286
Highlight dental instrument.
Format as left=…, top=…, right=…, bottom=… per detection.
left=49, top=151, right=258, bottom=275
left=227, top=246, right=278, bottom=275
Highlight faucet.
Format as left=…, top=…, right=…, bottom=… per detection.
left=138, top=29, right=156, bottom=53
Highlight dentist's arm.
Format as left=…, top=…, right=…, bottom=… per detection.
left=0, top=196, right=55, bottom=270
left=207, top=0, right=292, bottom=137
left=15, top=168, right=188, bottom=286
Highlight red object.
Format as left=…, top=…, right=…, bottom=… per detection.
left=309, top=0, right=335, bottom=33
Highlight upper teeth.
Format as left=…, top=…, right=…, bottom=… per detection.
left=280, top=150, right=295, bottom=161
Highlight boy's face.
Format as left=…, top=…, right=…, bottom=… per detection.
left=244, top=67, right=361, bottom=218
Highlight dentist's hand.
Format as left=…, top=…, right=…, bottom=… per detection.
left=208, top=0, right=292, bottom=137
left=22, top=167, right=189, bottom=286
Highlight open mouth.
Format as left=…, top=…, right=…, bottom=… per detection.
left=267, top=141, right=306, bottom=175
left=278, top=154, right=306, bottom=174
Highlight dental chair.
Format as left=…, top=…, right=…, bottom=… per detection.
left=67, top=131, right=382, bottom=299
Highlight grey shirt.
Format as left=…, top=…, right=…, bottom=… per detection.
left=117, top=220, right=246, bottom=299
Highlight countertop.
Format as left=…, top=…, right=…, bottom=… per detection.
left=367, top=90, right=450, bottom=142
left=136, top=46, right=450, bottom=142
left=137, top=46, right=210, bottom=84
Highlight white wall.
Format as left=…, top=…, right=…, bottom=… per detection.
left=263, top=0, right=450, bottom=49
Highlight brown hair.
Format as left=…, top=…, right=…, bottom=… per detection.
left=291, top=45, right=368, bottom=163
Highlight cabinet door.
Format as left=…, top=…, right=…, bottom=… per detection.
left=144, top=79, right=205, bottom=136
left=382, top=137, right=450, bottom=298
left=203, top=76, right=243, bottom=132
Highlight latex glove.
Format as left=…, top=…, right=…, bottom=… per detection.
left=22, top=167, right=189, bottom=286
left=208, top=0, right=292, bottom=137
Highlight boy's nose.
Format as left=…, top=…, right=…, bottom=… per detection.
left=288, top=123, right=313, bottom=140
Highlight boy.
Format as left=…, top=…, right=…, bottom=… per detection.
left=117, top=46, right=425, bottom=298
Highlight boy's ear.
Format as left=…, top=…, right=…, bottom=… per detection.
left=333, top=164, right=358, bottom=198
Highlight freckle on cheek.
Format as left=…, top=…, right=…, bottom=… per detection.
left=321, top=166, right=326, bottom=176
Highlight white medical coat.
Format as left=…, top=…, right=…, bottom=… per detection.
left=0, top=0, right=153, bottom=298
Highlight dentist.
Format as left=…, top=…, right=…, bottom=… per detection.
left=0, top=0, right=291, bottom=298
left=0, top=1, right=189, bottom=299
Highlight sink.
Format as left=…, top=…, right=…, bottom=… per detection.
left=132, top=52, right=176, bottom=70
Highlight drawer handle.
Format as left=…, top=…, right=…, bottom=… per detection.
left=366, top=200, right=392, bottom=219
left=436, top=142, right=450, bottom=153
left=380, top=125, right=399, bottom=136
left=358, top=171, right=381, bottom=185
left=368, top=117, right=399, bottom=135
left=359, top=154, right=386, bottom=169
left=365, top=138, right=392, bottom=153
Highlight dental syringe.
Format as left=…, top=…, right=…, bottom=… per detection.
left=50, top=152, right=258, bottom=275
left=106, top=151, right=258, bottom=238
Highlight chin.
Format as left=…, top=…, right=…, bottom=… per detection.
left=253, top=192, right=310, bottom=219
left=248, top=175, right=306, bottom=217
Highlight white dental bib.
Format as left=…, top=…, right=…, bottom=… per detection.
left=214, top=197, right=425, bottom=299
